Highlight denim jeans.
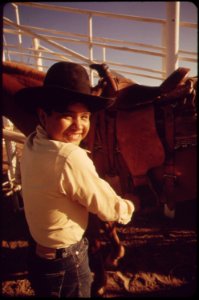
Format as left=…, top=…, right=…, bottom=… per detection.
left=28, top=237, right=93, bottom=297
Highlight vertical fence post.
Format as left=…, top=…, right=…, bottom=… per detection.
left=3, top=118, right=17, bottom=180
left=13, top=3, right=23, bottom=63
left=161, top=23, right=166, bottom=80
left=165, top=1, right=180, bottom=77
left=102, top=47, right=106, bottom=62
left=3, top=36, right=11, bottom=61
left=88, top=13, right=94, bottom=85
left=32, top=38, right=43, bottom=71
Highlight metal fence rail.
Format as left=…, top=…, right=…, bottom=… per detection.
left=3, top=2, right=197, bottom=85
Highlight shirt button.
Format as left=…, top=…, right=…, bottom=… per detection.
left=75, top=251, right=79, bottom=255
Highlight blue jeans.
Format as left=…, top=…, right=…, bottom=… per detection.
left=28, top=237, right=93, bottom=297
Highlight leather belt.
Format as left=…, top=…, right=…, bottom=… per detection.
left=36, top=243, right=58, bottom=260
left=36, top=239, right=83, bottom=260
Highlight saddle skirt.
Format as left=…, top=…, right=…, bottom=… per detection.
left=116, top=104, right=165, bottom=178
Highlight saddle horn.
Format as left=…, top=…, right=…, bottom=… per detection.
left=90, top=63, right=118, bottom=95
left=90, top=63, right=109, bottom=78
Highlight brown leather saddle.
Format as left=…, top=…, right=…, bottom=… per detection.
left=90, top=64, right=192, bottom=177
left=90, top=64, right=196, bottom=211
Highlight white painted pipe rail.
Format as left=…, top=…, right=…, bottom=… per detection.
left=3, top=2, right=197, bottom=83
left=3, top=129, right=26, bottom=144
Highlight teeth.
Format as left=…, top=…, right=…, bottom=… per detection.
left=70, top=134, right=79, bottom=137
left=68, top=134, right=80, bottom=140
left=69, top=132, right=81, bottom=135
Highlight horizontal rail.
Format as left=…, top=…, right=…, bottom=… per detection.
left=3, top=129, right=26, bottom=144
left=4, top=17, right=92, bottom=63
left=16, top=2, right=167, bottom=24
left=5, top=27, right=197, bottom=64
left=3, top=20, right=166, bottom=56
left=4, top=26, right=166, bottom=53
left=15, top=1, right=197, bottom=29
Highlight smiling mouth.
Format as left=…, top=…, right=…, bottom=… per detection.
left=66, top=132, right=82, bottom=141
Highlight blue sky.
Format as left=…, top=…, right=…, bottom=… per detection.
left=3, top=2, right=198, bottom=86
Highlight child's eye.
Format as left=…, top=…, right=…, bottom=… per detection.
left=81, top=114, right=90, bottom=120
left=61, top=113, right=72, bottom=119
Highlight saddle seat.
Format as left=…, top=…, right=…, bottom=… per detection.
left=114, top=67, right=190, bottom=110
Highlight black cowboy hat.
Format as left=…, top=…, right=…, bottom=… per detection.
left=14, top=61, right=115, bottom=113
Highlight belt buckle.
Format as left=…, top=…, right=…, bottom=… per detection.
left=61, top=249, right=68, bottom=258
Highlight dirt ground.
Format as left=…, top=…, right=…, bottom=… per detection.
left=1, top=186, right=197, bottom=298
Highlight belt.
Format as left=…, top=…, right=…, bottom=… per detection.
left=36, top=239, right=83, bottom=260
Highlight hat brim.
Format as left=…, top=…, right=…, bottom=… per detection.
left=15, top=86, right=115, bottom=113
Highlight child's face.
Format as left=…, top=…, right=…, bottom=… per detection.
left=39, top=102, right=91, bottom=145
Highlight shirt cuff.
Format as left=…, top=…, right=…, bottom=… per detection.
left=116, top=199, right=135, bottom=225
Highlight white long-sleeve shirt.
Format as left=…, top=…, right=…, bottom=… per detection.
left=20, top=125, right=134, bottom=249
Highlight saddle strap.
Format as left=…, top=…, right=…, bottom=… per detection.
left=162, top=105, right=175, bottom=152
left=162, top=105, right=177, bottom=205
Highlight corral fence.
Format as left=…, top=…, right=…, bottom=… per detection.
left=3, top=2, right=197, bottom=83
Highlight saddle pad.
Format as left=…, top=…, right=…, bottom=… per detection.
left=116, top=104, right=165, bottom=176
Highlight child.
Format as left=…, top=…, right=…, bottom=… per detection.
left=15, top=61, right=135, bottom=297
